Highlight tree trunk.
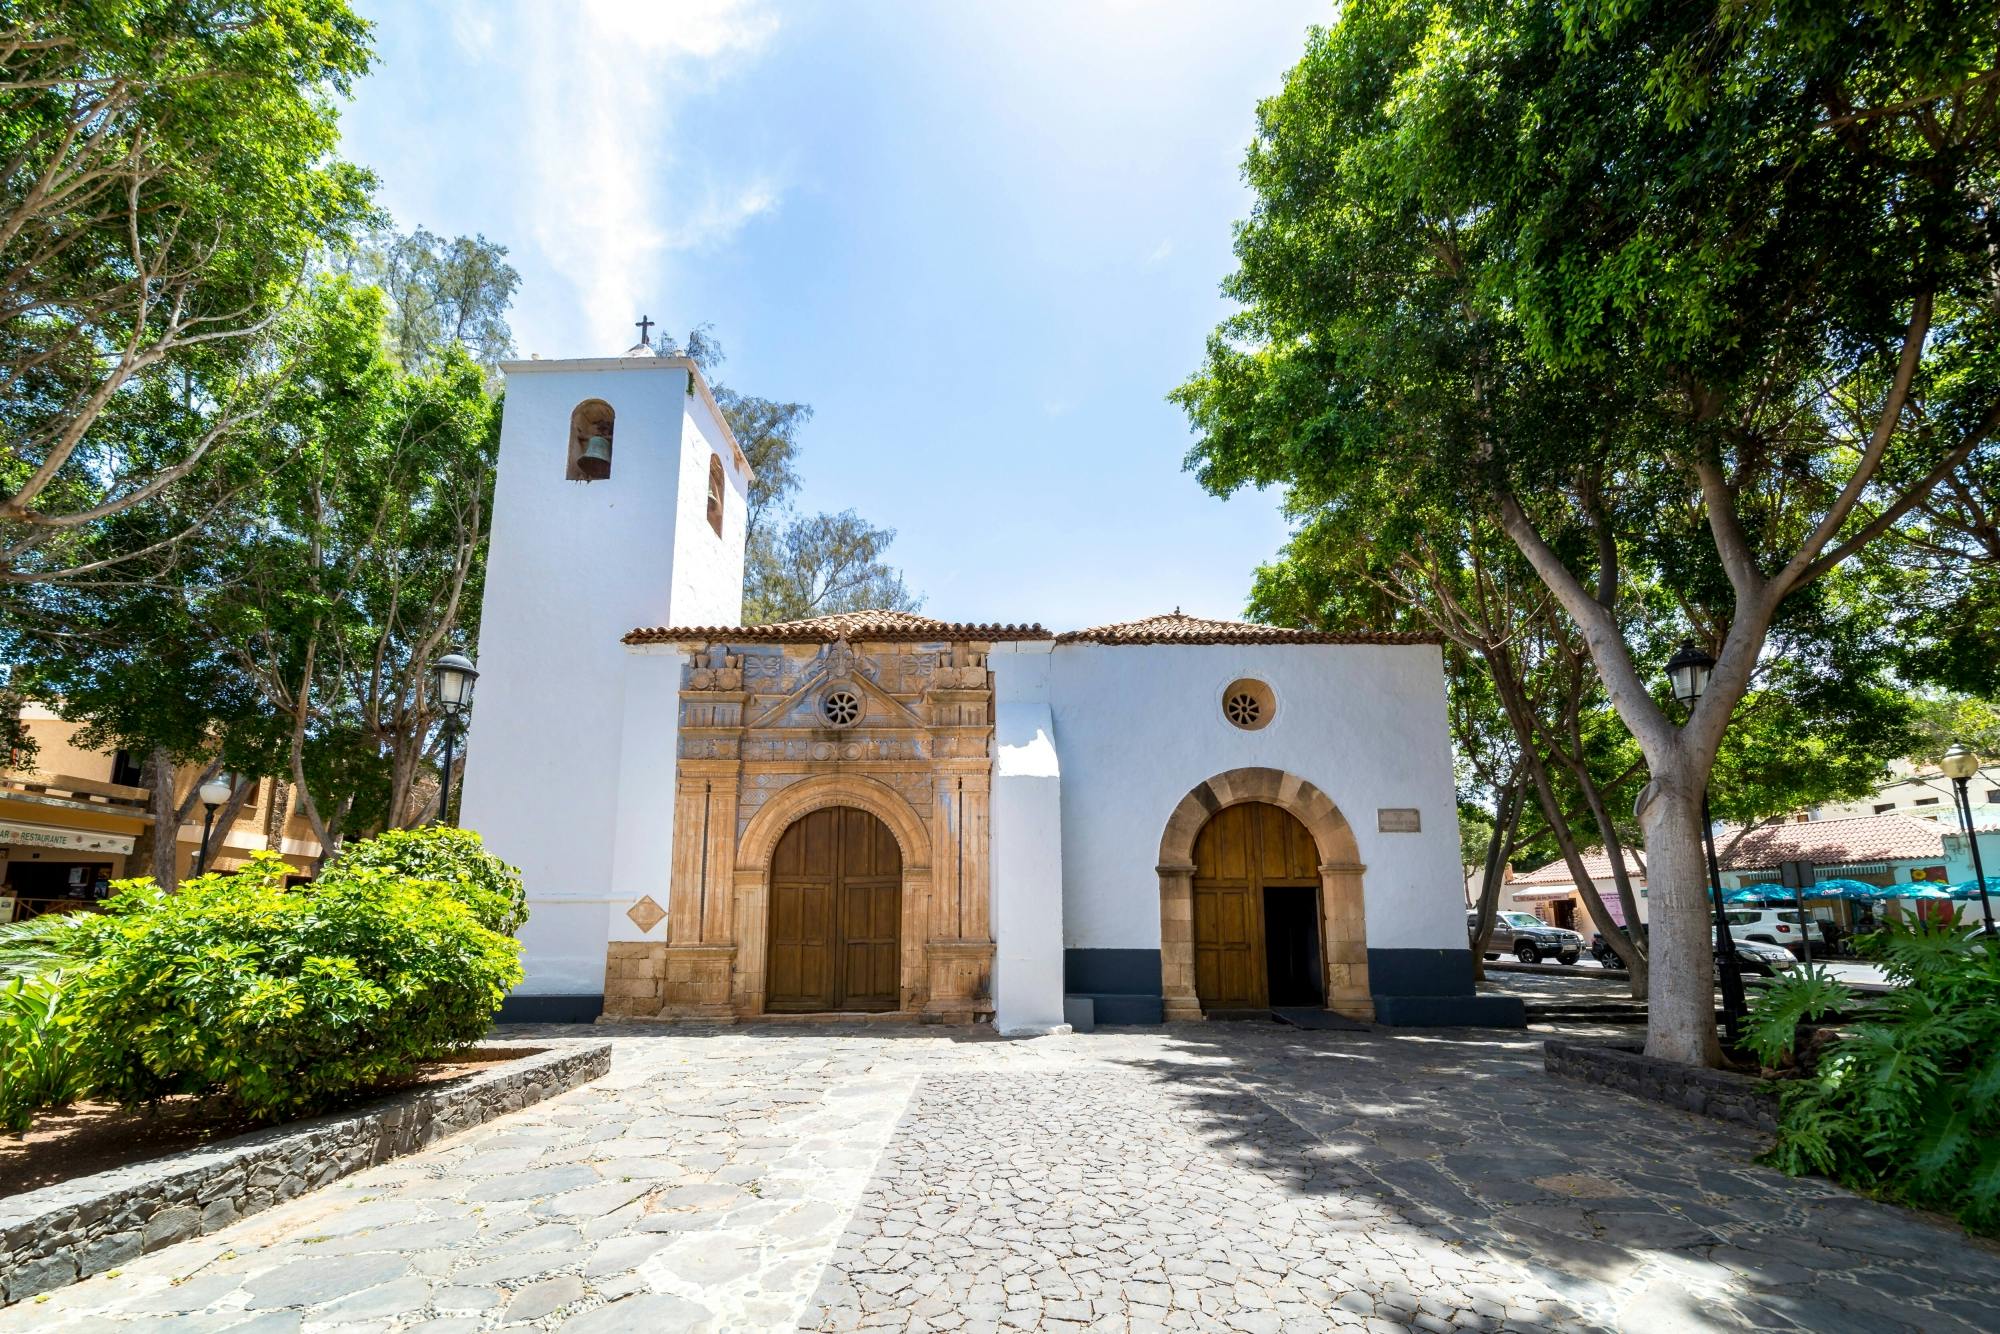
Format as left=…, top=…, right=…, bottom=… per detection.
left=1637, top=776, right=1723, bottom=1067
left=141, top=748, right=180, bottom=890
left=1471, top=779, right=1523, bottom=980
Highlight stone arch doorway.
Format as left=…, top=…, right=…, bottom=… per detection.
left=730, top=773, right=942, bottom=1018
left=1191, top=802, right=1323, bottom=1011
left=766, top=806, right=902, bottom=1012
left=1157, top=767, right=1372, bottom=1021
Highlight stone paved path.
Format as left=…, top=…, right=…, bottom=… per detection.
left=7, top=1022, right=1999, bottom=1332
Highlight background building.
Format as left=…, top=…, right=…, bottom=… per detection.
left=1, top=704, right=323, bottom=922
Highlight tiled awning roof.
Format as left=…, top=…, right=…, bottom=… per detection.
left=624, top=609, right=1051, bottom=645
left=1512, top=847, right=1648, bottom=888
left=1720, top=812, right=1946, bottom=870
left=1053, top=611, right=1437, bottom=646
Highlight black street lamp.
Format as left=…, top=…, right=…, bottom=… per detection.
left=431, top=648, right=479, bottom=827
left=1941, top=742, right=1997, bottom=938
left=195, top=774, right=233, bottom=875
left=1665, top=639, right=1748, bottom=1047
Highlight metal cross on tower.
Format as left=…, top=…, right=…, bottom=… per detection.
left=634, top=314, right=655, bottom=346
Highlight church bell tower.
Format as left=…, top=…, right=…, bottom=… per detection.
left=457, top=327, right=751, bottom=1016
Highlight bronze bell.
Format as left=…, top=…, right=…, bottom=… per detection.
left=577, top=434, right=612, bottom=480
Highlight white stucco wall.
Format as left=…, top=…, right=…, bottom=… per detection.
left=989, top=642, right=1067, bottom=1034
left=459, top=357, right=742, bottom=997
left=669, top=389, right=750, bottom=627
left=1045, top=642, right=1463, bottom=958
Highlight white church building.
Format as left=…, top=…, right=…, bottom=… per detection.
left=460, top=346, right=1517, bottom=1032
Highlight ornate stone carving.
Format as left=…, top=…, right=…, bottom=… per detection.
left=687, top=644, right=743, bottom=691
left=652, top=638, right=997, bottom=1023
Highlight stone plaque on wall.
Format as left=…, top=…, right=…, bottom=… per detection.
left=1377, top=808, right=1422, bottom=833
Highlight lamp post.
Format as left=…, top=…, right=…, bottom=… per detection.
left=195, top=774, right=233, bottom=875
left=1665, top=640, right=1748, bottom=1047
left=431, top=648, right=479, bottom=827
left=1941, top=742, right=1997, bottom=938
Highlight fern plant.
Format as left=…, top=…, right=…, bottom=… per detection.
left=1758, top=917, right=2000, bottom=1233
left=0, top=914, right=92, bottom=982
left=0, top=970, right=90, bottom=1133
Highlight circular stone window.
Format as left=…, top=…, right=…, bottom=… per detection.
left=1222, top=678, right=1275, bottom=731
left=820, top=687, right=863, bottom=728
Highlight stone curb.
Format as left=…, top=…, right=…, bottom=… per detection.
left=0, top=1038, right=612, bottom=1306
left=1543, top=1037, right=1779, bottom=1133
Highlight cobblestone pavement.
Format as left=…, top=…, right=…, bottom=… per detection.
left=8, top=1022, right=2000, bottom=1332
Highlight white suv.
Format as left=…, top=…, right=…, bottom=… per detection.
left=1724, top=907, right=1813, bottom=957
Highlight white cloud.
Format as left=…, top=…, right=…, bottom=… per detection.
left=1144, top=238, right=1173, bottom=265
left=464, top=0, right=781, bottom=352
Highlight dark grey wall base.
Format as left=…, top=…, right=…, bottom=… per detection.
left=1544, top=1039, right=1778, bottom=1133
left=1064, top=948, right=1162, bottom=996
left=0, top=1040, right=612, bottom=1307
left=1367, top=947, right=1477, bottom=996
left=1064, top=949, right=1164, bottom=1026
left=1374, top=994, right=1525, bottom=1027
left=1075, top=994, right=1166, bottom=1025
left=497, top=993, right=604, bottom=1023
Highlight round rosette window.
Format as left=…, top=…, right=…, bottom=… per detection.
left=819, top=685, right=863, bottom=728
left=1222, top=678, right=1275, bottom=731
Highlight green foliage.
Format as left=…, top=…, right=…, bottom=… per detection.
left=1742, top=966, right=1853, bottom=1069
left=0, top=914, right=92, bottom=982
left=0, top=0, right=378, bottom=573
left=324, top=825, right=527, bottom=936
left=64, top=848, right=522, bottom=1120
left=1759, top=920, right=2000, bottom=1232
left=0, top=971, right=90, bottom=1133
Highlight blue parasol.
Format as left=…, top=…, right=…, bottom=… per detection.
left=1872, top=882, right=1955, bottom=900
left=1948, top=877, right=2000, bottom=901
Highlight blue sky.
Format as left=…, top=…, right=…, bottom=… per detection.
left=339, top=1, right=1331, bottom=630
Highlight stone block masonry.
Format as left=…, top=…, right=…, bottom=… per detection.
left=0, top=1040, right=610, bottom=1306
left=1544, top=1038, right=1780, bottom=1133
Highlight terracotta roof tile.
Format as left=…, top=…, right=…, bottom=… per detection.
left=1719, top=812, right=1946, bottom=870
left=1512, top=848, right=1647, bottom=888
left=624, top=608, right=1051, bottom=645
left=1053, top=611, right=1437, bottom=647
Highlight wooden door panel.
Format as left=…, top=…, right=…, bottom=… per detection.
left=767, top=806, right=901, bottom=1013
left=1191, top=802, right=1322, bottom=1012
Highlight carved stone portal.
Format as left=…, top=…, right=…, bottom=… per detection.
left=604, top=637, right=996, bottom=1022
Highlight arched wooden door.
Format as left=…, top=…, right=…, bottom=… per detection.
left=767, top=806, right=902, bottom=1012
left=1192, top=801, right=1324, bottom=1011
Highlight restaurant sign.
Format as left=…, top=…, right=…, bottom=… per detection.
left=0, top=821, right=135, bottom=855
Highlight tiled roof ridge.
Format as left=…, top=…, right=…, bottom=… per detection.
left=625, top=607, right=1435, bottom=647
left=1053, top=610, right=1437, bottom=646
left=625, top=608, right=1051, bottom=645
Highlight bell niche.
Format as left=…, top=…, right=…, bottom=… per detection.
left=567, top=399, right=615, bottom=481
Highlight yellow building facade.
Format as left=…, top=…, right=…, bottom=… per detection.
left=0, top=705, right=324, bottom=922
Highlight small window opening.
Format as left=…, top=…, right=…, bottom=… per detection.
left=821, top=689, right=862, bottom=728
left=1222, top=678, right=1276, bottom=731
left=707, top=455, right=725, bottom=536
left=567, top=400, right=615, bottom=481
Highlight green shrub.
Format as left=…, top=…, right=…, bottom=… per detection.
left=1754, top=919, right=2000, bottom=1232
left=324, top=825, right=528, bottom=935
left=65, top=849, right=523, bottom=1120
left=0, top=970, right=90, bottom=1133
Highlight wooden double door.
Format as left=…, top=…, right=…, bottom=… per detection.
left=767, top=806, right=902, bottom=1012
left=1192, top=801, right=1326, bottom=1011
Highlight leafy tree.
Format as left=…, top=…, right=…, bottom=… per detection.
left=677, top=328, right=921, bottom=624
left=745, top=510, right=922, bottom=624
left=345, top=226, right=520, bottom=371
left=0, top=0, right=377, bottom=583
left=1177, top=1, right=1999, bottom=1066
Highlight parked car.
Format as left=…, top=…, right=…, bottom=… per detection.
left=1724, top=907, right=1813, bottom=957
left=1724, top=938, right=1799, bottom=977
left=1469, top=909, right=1584, bottom=964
